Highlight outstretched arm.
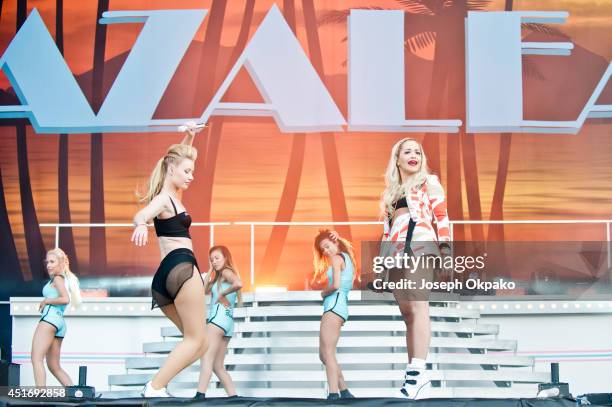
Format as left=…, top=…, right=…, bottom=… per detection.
left=131, top=194, right=169, bottom=246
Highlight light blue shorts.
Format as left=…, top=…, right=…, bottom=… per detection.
left=207, top=303, right=234, bottom=337
left=40, top=307, right=67, bottom=338
left=323, top=292, right=349, bottom=322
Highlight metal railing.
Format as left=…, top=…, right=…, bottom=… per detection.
left=40, top=219, right=611, bottom=285
left=449, top=219, right=612, bottom=272
left=39, top=222, right=233, bottom=250
left=233, top=221, right=383, bottom=285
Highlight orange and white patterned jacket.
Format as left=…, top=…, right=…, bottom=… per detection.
left=382, top=175, right=450, bottom=256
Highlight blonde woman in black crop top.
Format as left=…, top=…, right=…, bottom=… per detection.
left=131, top=125, right=208, bottom=398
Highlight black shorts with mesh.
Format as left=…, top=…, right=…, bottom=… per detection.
left=151, top=247, right=203, bottom=309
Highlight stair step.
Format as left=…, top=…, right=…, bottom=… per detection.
left=109, top=369, right=547, bottom=386
left=161, top=320, right=498, bottom=337
left=229, top=305, right=479, bottom=319
left=143, top=336, right=516, bottom=353
left=126, top=352, right=533, bottom=370
left=243, top=291, right=459, bottom=304
left=102, top=293, right=537, bottom=401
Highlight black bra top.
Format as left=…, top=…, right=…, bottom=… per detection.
left=153, top=197, right=192, bottom=239
left=388, top=196, right=410, bottom=228
left=392, top=197, right=408, bottom=210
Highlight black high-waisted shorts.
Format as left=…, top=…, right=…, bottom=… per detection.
left=151, top=248, right=204, bottom=309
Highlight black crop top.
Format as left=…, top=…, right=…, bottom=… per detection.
left=392, top=197, right=408, bottom=210
left=388, top=196, right=409, bottom=228
left=153, top=197, right=192, bottom=239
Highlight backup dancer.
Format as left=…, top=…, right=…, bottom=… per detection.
left=310, top=230, right=356, bottom=400
left=31, top=248, right=81, bottom=387
left=195, top=246, right=242, bottom=400
left=380, top=138, right=451, bottom=399
left=131, top=126, right=208, bottom=397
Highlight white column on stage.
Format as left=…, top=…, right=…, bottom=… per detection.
left=466, top=12, right=524, bottom=133
left=465, top=11, right=612, bottom=134
left=347, top=9, right=461, bottom=133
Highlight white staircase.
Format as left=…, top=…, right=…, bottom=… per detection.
left=103, top=291, right=547, bottom=398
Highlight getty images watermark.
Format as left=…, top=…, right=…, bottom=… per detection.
left=362, top=241, right=611, bottom=299
left=362, top=241, right=518, bottom=296
left=371, top=251, right=515, bottom=292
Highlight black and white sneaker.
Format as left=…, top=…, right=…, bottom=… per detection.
left=398, top=369, right=430, bottom=399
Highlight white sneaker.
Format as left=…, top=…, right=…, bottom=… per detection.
left=399, top=369, right=431, bottom=399
left=141, top=381, right=172, bottom=397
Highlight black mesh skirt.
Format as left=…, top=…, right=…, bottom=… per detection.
left=151, top=248, right=203, bottom=309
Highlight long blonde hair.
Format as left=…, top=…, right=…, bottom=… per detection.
left=208, top=246, right=243, bottom=307
left=139, top=144, right=198, bottom=203
left=46, top=248, right=82, bottom=308
left=380, top=137, right=431, bottom=216
left=312, top=229, right=357, bottom=287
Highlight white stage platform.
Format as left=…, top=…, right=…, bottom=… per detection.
left=10, top=291, right=612, bottom=397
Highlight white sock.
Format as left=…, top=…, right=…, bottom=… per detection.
left=407, top=358, right=426, bottom=370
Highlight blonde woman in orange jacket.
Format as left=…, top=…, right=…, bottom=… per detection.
left=380, top=137, right=451, bottom=399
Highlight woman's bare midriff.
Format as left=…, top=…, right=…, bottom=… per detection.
left=158, top=236, right=193, bottom=259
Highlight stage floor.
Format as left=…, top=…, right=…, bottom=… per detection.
left=0, top=396, right=584, bottom=407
